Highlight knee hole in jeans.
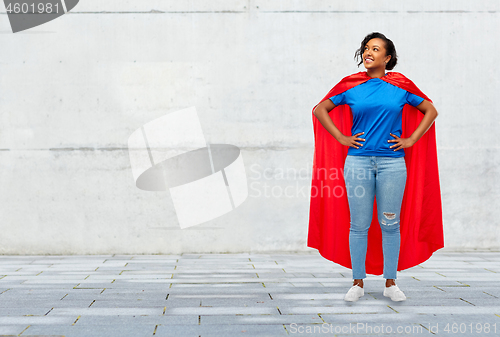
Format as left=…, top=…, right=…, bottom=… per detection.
left=382, top=212, right=396, bottom=220
left=381, top=219, right=399, bottom=226
left=381, top=212, right=399, bottom=226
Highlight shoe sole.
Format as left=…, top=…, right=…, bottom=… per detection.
left=344, top=297, right=361, bottom=302
left=344, top=291, right=364, bottom=302
left=383, top=292, right=406, bottom=301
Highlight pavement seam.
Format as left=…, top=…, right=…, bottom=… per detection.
left=72, top=315, right=81, bottom=325
left=387, top=305, right=398, bottom=313
left=459, top=298, right=476, bottom=306
left=18, top=324, right=31, bottom=335
left=283, top=323, right=289, bottom=335
left=420, top=323, right=437, bottom=335
left=483, top=291, right=498, bottom=298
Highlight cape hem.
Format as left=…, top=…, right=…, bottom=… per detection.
left=306, top=243, right=445, bottom=275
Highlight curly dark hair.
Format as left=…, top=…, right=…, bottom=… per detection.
left=354, top=32, right=398, bottom=70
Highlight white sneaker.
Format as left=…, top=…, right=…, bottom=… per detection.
left=344, top=285, right=364, bottom=302
left=383, top=285, right=406, bottom=301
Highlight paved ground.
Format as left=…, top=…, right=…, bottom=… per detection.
left=0, top=251, right=499, bottom=337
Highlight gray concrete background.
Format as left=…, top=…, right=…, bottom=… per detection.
left=0, top=1, right=498, bottom=254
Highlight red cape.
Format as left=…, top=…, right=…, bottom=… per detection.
left=307, top=71, right=444, bottom=275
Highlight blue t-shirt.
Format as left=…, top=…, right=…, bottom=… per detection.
left=329, top=77, right=424, bottom=157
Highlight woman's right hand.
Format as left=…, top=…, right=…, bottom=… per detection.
left=339, top=132, right=365, bottom=149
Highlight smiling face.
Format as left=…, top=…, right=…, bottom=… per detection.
left=363, top=38, right=391, bottom=70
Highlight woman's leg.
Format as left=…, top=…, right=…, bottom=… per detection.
left=344, top=155, right=376, bottom=286
left=374, top=156, right=407, bottom=282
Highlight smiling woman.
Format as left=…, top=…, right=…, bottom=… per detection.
left=355, top=32, right=398, bottom=73
left=308, top=32, right=443, bottom=303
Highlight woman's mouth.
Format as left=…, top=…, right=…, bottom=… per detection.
left=364, top=58, right=374, bottom=64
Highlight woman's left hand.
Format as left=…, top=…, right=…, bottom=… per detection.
left=388, top=133, right=415, bottom=151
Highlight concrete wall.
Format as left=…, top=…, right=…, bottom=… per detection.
left=0, top=0, right=498, bottom=254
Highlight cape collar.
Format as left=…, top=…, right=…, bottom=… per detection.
left=313, top=71, right=432, bottom=113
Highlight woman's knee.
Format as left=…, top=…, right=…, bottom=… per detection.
left=349, top=220, right=372, bottom=233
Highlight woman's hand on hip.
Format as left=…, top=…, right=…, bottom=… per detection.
left=339, top=132, right=365, bottom=149
left=388, top=133, right=415, bottom=151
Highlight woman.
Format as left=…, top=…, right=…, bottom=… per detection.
left=309, top=32, right=442, bottom=302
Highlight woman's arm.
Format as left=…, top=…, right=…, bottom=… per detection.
left=313, top=100, right=365, bottom=149
left=388, top=99, right=439, bottom=151
left=410, top=99, right=439, bottom=142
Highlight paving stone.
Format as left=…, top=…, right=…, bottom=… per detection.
left=164, top=306, right=279, bottom=315
left=0, top=315, right=76, bottom=325
left=0, top=307, right=54, bottom=316
left=89, top=300, right=169, bottom=308
left=154, top=323, right=289, bottom=336
left=392, top=305, right=500, bottom=314
left=310, top=273, right=347, bottom=278
left=200, top=314, right=324, bottom=325
left=168, top=283, right=266, bottom=292
left=21, top=324, right=155, bottom=337
left=413, top=313, right=500, bottom=325
left=271, top=293, right=346, bottom=300
left=74, top=315, right=199, bottom=325
left=278, top=304, right=395, bottom=315
left=0, top=325, right=30, bottom=335
left=49, top=307, right=163, bottom=316
left=0, top=300, right=94, bottom=308
left=321, top=312, right=424, bottom=324
left=168, top=293, right=269, bottom=300
left=199, top=298, right=276, bottom=307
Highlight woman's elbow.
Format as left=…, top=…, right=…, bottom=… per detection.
left=429, top=102, right=438, bottom=118
left=423, top=106, right=438, bottom=118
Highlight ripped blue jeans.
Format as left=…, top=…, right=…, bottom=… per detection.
left=343, top=155, right=407, bottom=280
